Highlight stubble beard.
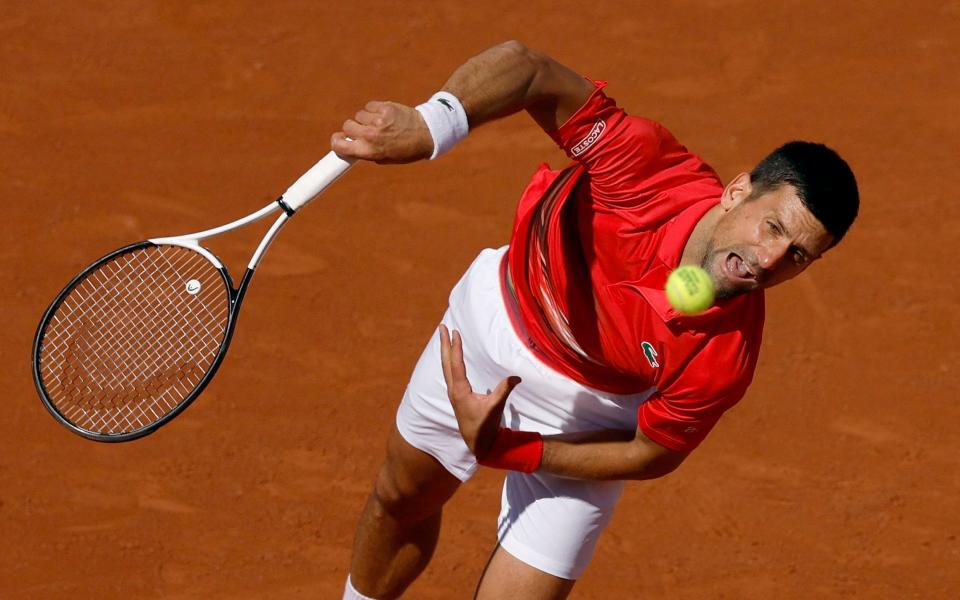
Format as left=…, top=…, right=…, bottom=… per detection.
left=701, top=246, right=755, bottom=301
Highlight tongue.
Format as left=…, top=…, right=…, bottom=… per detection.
left=731, top=254, right=752, bottom=280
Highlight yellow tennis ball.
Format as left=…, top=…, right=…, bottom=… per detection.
left=665, top=266, right=715, bottom=315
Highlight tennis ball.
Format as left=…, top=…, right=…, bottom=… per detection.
left=665, top=266, right=715, bottom=315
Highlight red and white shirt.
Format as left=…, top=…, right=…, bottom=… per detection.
left=502, top=82, right=764, bottom=452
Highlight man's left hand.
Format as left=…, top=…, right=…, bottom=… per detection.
left=438, top=325, right=521, bottom=458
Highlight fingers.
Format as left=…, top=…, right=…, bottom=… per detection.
left=439, top=325, right=472, bottom=399
left=493, top=376, right=522, bottom=400
left=329, top=105, right=388, bottom=160
left=342, top=117, right=377, bottom=139
left=448, top=329, right=473, bottom=398
left=331, top=100, right=433, bottom=164
left=439, top=325, right=521, bottom=407
left=340, top=117, right=380, bottom=154
left=354, top=109, right=385, bottom=129
left=450, top=329, right=468, bottom=383
left=440, top=325, right=473, bottom=398
left=330, top=131, right=377, bottom=160
left=490, top=375, right=521, bottom=413
left=439, top=324, right=453, bottom=387
left=348, top=103, right=392, bottom=139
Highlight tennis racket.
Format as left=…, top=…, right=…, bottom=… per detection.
left=32, top=150, right=355, bottom=442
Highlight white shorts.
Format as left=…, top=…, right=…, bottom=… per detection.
left=396, top=246, right=655, bottom=579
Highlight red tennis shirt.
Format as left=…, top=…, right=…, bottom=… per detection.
left=502, top=83, right=764, bottom=452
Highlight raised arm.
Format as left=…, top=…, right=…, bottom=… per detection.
left=331, top=41, right=595, bottom=163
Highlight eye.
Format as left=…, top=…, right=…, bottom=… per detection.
left=766, top=220, right=781, bottom=235
left=791, top=248, right=808, bottom=265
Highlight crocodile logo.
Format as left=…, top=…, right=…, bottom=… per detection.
left=641, top=341, right=660, bottom=368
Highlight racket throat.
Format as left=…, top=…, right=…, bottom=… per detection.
left=276, top=196, right=296, bottom=217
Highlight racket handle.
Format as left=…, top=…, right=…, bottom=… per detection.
left=282, top=151, right=356, bottom=211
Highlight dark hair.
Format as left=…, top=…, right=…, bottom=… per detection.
left=749, top=141, right=859, bottom=244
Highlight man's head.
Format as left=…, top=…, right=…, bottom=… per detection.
left=702, top=141, right=859, bottom=299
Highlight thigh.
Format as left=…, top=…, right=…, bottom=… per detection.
left=496, top=470, right=626, bottom=580
left=475, top=544, right=576, bottom=600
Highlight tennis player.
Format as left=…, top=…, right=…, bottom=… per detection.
left=331, top=41, right=859, bottom=599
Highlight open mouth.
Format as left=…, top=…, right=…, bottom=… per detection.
left=724, top=252, right=757, bottom=284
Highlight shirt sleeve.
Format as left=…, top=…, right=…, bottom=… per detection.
left=637, top=336, right=759, bottom=453
left=637, top=389, right=737, bottom=453
left=547, top=82, right=719, bottom=208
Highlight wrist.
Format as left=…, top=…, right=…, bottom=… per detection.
left=476, top=428, right=543, bottom=473
left=415, top=91, right=469, bottom=159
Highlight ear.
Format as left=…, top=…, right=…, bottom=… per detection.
left=720, top=172, right=753, bottom=210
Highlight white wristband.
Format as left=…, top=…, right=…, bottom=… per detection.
left=415, top=91, right=469, bottom=160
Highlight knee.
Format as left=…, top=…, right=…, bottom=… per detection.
left=370, top=451, right=460, bottom=524
left=366, top=426, right=461, bottom=523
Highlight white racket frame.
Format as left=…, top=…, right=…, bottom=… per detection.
left=151, top=151, right=355, bottom=269
left=33, top=149, right=356, bottom=442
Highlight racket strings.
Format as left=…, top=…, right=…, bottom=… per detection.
left=38, top=245, right=231, bottom=434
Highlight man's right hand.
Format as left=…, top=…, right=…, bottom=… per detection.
left=331, top=41, right=595, bottom=166
left=331, top=100, right=434, bottom=164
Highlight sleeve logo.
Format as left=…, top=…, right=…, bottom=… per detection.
left=571, top=119, right=606, bottom=156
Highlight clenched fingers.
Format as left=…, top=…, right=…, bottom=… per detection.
left=330, top=100, right=433, bottom=164
left=330, top=131, right=378, bottom=161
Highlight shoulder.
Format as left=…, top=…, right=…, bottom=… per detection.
left=677, top=294, right=766, bottom=402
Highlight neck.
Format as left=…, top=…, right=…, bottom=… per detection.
left=680, top=203, right=723, bottom=267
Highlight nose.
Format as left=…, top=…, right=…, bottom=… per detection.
left=757, top=239, right=790, bottom=272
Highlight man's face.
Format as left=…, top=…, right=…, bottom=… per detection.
left=702, top=174, right=835, bottom=299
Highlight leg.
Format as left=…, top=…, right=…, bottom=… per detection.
left=349, top=424, right=462, bottom=599
left=477, top=470, right=626, bottom=598
left=475, top=544, right=575, bottom=600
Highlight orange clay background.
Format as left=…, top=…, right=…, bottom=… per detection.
left=2, top=2, right=958, bottom=598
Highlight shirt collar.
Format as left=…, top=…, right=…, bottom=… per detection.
left=634, top=198, right=757, bottom=330
left=657, top=197, right=717, bottom=267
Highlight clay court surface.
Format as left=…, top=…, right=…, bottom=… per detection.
left=2, top=2, right=958, bottom=598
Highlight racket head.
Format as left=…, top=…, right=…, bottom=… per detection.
left=33, top=241, right=238, bottom=442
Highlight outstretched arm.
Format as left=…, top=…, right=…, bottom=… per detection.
left=331, top=41, right=594, bottom=163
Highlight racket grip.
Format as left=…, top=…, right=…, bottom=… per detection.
left=282, top=151, right=356, bottom=211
